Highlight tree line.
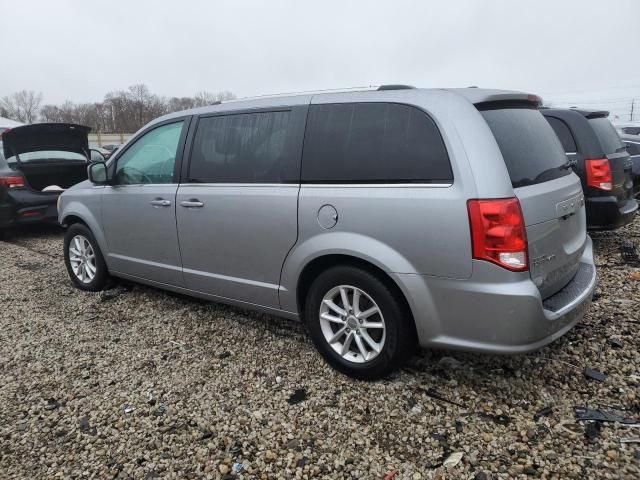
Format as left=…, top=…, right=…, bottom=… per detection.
left=0, top=85, right=236, bottom=133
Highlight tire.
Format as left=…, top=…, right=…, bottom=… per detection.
left=63, top=223, right=109, bottom=291
left=304, top=265, right=416, bottom=380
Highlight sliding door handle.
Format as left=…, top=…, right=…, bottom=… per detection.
left=180, top=200, right=204, bottom=208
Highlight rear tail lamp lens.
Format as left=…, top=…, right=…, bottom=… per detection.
left=585, top=159, right=612, bottom=191
left=0, top=176, right=25, bottom=188
left=468, top=198, right=528, bottom=272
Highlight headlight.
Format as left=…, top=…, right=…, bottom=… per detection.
left=57, top=194, right=62, bottom=212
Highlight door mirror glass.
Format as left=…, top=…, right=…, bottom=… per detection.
left=89, top=149, right=106, bottom=162
left=88, top=162, right=108, bottom=184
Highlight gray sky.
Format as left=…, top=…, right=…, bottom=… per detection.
left=2, top=0, right=639, bottom=120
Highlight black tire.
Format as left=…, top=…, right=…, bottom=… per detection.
left=304, top=265, right=416, bottom=380
left=63, top=223, right=109, bottom=291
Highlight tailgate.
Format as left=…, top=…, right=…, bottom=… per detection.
left=516, top=174, right=586, bottom=299
left=607, top=151, right=635, bottom=207
left=479, top=104, right=587, bottom=300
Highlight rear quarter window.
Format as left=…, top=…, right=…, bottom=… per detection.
left=480, top=107, right=571, bottom=188
left=588, top=117, right=625, bottom=155
left=545, top=116, right=577, bottom=152
left=301, top=102, right=452, bottom=183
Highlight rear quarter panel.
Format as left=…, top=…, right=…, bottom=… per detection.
left=279, top=90, right=506, bottom=313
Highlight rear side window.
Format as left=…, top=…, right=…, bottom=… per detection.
left=189, top=111, right=296, bottom=183
left=588, top=117, right=625, bottom=155
left=481, top=107, right=571, bottom=188
left=545, top=116, right=577, bottom=152
left=301, top=103, right=452, bottom=183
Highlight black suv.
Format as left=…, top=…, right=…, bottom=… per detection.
left=542, top=108, right=637, bottom=229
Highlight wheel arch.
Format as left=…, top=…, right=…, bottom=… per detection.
left=295, top=253, right=411, bottom=315
left=60, top=201, right=109, bottom=259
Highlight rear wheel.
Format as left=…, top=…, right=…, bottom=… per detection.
left=64, top=223, right=109, bottom=291
left=304, top=265, right=415, bottom=380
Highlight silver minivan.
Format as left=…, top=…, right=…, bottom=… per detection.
left=59, top=87, right=597, bottom=379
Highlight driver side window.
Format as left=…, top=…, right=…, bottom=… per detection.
left=114, top=121, right=184, bottom=185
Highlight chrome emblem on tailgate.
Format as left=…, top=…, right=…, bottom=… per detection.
left=556, top=193, right=585, bottom=218
left=532, top=253, right=556, bottom=267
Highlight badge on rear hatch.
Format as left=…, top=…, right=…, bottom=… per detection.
left=556, top=193, right=585, bottom=218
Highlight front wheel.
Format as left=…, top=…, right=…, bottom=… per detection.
left=304, top=265, right=415, bottom=380
left=63, top=223, right=109, bottom=291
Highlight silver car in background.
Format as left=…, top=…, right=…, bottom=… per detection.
left=58, top=86, right=597, bottom=379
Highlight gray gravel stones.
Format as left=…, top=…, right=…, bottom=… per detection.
left=1, top=223, right=639, bottom=479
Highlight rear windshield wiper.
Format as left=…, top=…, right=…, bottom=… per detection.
left=559, top=161, right=574, bottom=170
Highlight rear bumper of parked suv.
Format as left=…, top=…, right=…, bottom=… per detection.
left=586, top=196, right=637, bottom=230
left=393, top=236, right=596, bottom=354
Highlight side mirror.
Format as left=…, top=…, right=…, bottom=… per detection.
left=89, top=149, right=106, bottom=162
left=88, top=162, right=108, bottom=185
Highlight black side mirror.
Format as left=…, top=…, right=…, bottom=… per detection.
left=89, top=149, right=106, bottom=162
left=88, top=162, right=108, bottom=185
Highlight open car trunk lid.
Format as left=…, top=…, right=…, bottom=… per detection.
left=480, top=103, right=587, bottom=299
left=2, top=123, right=91, bottom=163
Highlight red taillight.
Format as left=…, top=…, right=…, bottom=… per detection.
left=468, top=198, right=528, bottom=272
left=0, top=176, right=25, bottom=189
left=585, top=159, right=612, bottom=191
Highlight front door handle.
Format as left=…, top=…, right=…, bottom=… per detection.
left=150, top=199, right=172, bottom=207
left=180, top=200, right=204, bottom=208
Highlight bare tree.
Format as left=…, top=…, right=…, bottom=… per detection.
left=0, top=90, right=43, bottom=123
left=193, top=90, right=237, bottom=107
left=8, top=85, right=236, bottom=133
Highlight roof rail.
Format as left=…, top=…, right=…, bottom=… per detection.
left=377, top=84, right=416, bottom=91
left=227, top=86, right=378, bottom=103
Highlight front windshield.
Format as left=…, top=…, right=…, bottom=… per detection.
left=5, top=150, right=87, bottom=164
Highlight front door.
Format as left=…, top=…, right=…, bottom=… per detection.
left=176, top=108, right=305, bottom=308
left=102, top=119, right=188, bottom=286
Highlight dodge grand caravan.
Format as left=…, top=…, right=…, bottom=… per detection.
left=58, top=87, right=597, bottom=379
left=542, top=108, right=637, bottom=229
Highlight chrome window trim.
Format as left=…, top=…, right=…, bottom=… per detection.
left=104, top=183, right=180, bottom=188
left=301, top=182, right=453, bottom=188
left=177, top=182, right=453, bottom=188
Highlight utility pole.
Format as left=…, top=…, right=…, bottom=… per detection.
left=631, top=98, right=636, bottom=122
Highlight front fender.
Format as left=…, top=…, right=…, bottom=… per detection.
left=59, top=197, right=108, bottom=260
left=279, top=231, right=417, bottom=313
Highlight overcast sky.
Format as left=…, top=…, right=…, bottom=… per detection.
left=2, top=0, right=639, bottom=120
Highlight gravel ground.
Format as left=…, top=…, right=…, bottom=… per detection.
left=0, top=221, right=639, bottom=480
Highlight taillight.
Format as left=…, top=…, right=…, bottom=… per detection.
left=467, top=198, right=528, bottom=272
left=0, top=176, right=25, bottom=189
left=585, top=159, right=612, bottom=191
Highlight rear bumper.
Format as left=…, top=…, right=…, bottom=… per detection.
left=393, top=236, right=596, bottom=354
left=586, top=195, right=637, bottom=230
left=0, top=189, right=60, bottom=229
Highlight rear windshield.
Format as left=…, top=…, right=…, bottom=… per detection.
left=588, top=117, right=625, bottom=155
left=5, top=150, right=86, bottom=165
left=480, top=107, right=571, bottom=188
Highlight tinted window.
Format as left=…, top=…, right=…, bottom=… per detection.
left=301, top=103, right=452, bottom=183
left=545, top=116, right=577, bottom=152
left=622, top=126, right=640, bottom=135
left=626, top=141, right=640, bottom=155
left=589, top=117, right=625, bottom=155
left=115, top=121, right=184, bottom=185
left=189, top=111, right=295, bottom=183
left=481, top=107, right=571, bottom=188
